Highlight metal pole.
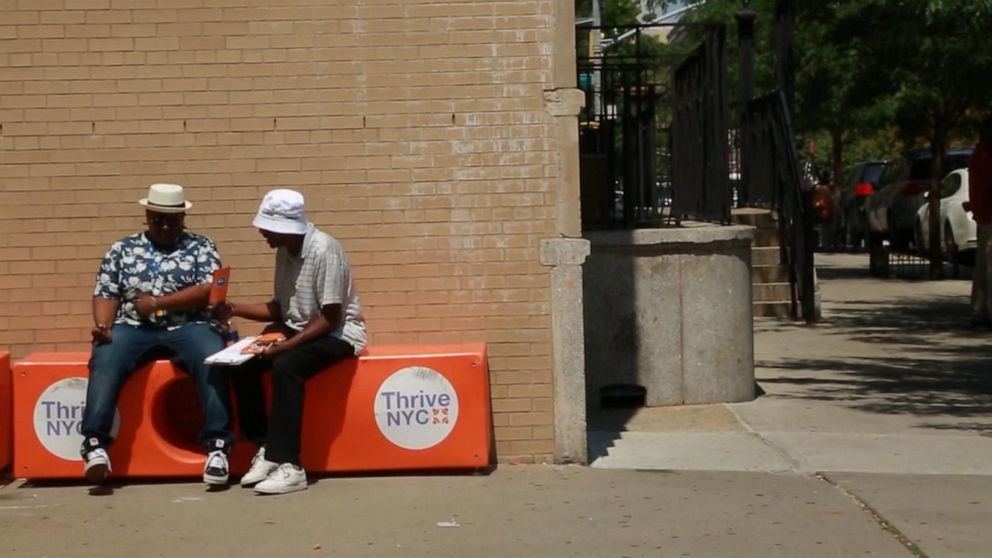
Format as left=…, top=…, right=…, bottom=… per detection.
left=591, top=0, right=602, bottom=120
left=774, top=0, right=796, bottom=118
left=735, top=8, right=756, bottom=206
left=736, top=9, right=756, bottom=113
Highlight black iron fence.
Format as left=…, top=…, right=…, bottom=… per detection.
left=576, top=23, right=730, bottom=230
left=670, top=25, right=730, bottom=224
left=742, top=91, right=816, bottom=322
left=576, top=24, right=680, bottom=230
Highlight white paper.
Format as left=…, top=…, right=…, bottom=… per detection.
left=204, top=336, right=259, bottom=366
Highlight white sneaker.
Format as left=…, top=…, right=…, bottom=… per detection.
left=83, top=448, right=111, bottom=483
left=240, top=446, right=278, bottom=487
left=254, top=463, right=307, bottom=495
left=203, top=450, right=229, bottom=485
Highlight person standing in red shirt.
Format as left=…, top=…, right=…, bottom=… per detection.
left=967, top=116, right=992, bottom=326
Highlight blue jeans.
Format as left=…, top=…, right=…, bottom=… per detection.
left=81, top=322, right=233, bottom=453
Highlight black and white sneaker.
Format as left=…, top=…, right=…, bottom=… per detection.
left=83, top=448, right=111, bottom=483
left=203, top=450, right=229, bottom=485
left=81, top=437, right=111, bottom=483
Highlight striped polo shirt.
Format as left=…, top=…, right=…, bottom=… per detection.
left=273, top=223, right=366, bottom=353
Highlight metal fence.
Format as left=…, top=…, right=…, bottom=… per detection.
left=742, top=91, right=816, bottom=322
left=576, top=23, right=731, bottom=230
left=576, top=24, right=681, bottom=230
left=670, top=25, right=730, bottom=224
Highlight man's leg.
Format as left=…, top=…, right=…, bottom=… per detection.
left=229, top=323, right=290, bottom=445
left=265, top=337, right=356, bottom=466
left=82, top=325, right=156, bottom=447
left=163, top=323, right=232, bottom=450
left=230, top=357, right=269, bottom=443
left=164, top=322, right=236, bottom=485
left=81, top=325, right=157, bottom=481
left=973, top=223, right=992, bottom=323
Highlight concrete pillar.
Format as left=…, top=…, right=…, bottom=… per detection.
left=540, top=238, right=591, bottom=464
left=542, top=0, right=590, bottom=464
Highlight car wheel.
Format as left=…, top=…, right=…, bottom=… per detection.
left=944, top=222, right=960, bottom=278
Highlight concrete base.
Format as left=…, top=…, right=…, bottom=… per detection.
left=583, top=224, right=756, bottom=408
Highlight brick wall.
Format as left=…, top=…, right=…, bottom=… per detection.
left=0, top=0, right=565, bottom=463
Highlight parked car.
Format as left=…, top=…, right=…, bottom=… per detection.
left=914, top=168, right=977, bottom=266
left=838, top=160, right=887, bottom=250
left=866, top=148, right=972, bottom=249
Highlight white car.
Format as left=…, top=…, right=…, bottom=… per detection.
left=915, top=168, right=977, bottom=265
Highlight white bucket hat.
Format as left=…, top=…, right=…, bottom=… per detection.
left=253, top=189, right=308, bottom=235
left=138, top=183, right=192, bottom=213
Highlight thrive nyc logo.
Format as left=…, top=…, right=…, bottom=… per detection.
left=374, top=366, right=459, bottom=450
left=33, top=378, right=119, bottom=461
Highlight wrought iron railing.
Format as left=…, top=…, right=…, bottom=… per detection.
left=577, top=24, right=680, bottom=230
left=670, top=25, right=730, bottom=224
left=742, top=91, right=816, bottom=322
left=577, top=23, right=731, bottom=230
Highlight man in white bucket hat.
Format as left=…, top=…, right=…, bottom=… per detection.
left=213, top=189, right=366, bottom=495
left=81, top=183, right=235, bottom=486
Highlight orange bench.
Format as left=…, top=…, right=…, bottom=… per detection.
left=0, top=351, right=10, bottom=472
left=12, top=344, right=491, bottom=480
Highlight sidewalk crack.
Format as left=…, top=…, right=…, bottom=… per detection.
left=816, top=472, right=929, bottom=558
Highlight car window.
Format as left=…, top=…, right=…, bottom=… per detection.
left=908, top=157, right=934, bottom=180
left=945, top=154, right=970, bottom=173
left=862, top=163, right=885, bottom=185
left=880, top=158, right=908, bottom=187
left=939, top=173, right=961, bottom=198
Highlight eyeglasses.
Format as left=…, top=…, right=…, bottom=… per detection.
left=148, top=215, right=184, bottom=228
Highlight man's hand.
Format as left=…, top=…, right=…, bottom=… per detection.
left=211, top=301, right=235, bottom=322
left=91, top=323, right=112, bottom=344
left=259, top=339, right=290, bottom=360
left=134, top=292, right=158, bottom=318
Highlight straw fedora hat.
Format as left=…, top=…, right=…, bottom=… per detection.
left=138, top=183, right=192, bottom=213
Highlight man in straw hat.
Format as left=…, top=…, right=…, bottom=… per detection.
left=213, top=188, right=366, bottom=495
left=81, top=183, right=235, bottom=486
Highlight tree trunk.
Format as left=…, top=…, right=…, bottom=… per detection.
left=928, top=133, right=946, bottom=279
left=831, top=127, right=843, bottom=244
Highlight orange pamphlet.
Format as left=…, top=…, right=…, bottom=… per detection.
left=241, top=332, right=286, bottom=355
left=209, top=267, right=231, bottom=305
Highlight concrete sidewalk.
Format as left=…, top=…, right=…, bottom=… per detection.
left=2, top=252, right=989, bottom=557
left=590, top=252, right=992, bottom=557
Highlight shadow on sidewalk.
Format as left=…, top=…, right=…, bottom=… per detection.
left=756, top=294, right=992, bottom=435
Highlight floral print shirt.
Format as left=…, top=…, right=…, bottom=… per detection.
left=93, top=231, right=222, bottom=328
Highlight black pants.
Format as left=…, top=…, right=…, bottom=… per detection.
left=231, top=324, right=355, bottom=465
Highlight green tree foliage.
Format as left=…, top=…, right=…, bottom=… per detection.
left=833, top=0, right=992, bottom=275
left=668, top=0, right=991, bottom=275
left=675, top=0, right=990, bottom=163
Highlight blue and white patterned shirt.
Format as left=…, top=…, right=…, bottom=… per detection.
left=93, top=231, right=222, bottom=328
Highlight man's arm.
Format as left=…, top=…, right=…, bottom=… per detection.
left=92, top=296, right=120, bottom=343
left=212, top=300, right=280, bottom=323
left=134, top=283, right=211, bottom=318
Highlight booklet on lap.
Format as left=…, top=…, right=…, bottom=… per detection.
left=204, top=332, right=285, bottom=366
left=241, top=332, right=286, bottom=355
